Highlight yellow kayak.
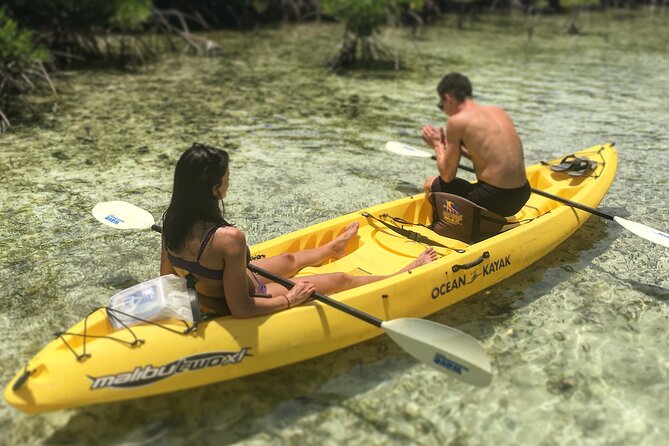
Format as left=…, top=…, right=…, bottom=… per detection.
left=4, top=143, right=617, bottom=414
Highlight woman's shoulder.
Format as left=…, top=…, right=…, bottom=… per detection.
left=210, top=225, right=247, bottom=255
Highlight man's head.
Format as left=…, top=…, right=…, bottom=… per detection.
left=437, top=72, right=473, bottom=104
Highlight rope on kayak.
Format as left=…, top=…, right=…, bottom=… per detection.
left=362, top=212, right=466, bottom=253
left=55, top=307, right=217, bottom=361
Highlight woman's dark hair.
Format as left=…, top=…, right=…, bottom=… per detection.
left=437, top=72, right=473, bottom=102
left=163, top=143, right=231, bottom=252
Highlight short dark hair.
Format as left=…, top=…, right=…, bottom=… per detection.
left=437, top=72, right=473, bottom=102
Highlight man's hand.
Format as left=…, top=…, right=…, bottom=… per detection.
left=421, top=125, right=443, bottom=149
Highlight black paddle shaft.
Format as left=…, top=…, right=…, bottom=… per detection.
left=457, top=164, right=614, bottom=221
left=247, top=264, right=384, bottom=328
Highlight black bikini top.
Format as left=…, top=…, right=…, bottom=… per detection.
left=166, top=224, right=251, bottom=280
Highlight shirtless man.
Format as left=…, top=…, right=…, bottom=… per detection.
left=422, top=72, right=530, bottom=217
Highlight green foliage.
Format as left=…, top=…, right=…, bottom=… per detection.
left=397, top=0, right=425, bottom=10
left=0, top=7, right=48, bottom=67
left=322, top=0, right=390, bottom=37
left=111, top=0, right=153, bottom=30
left=5, top=0, right=152, bottom=31
left=560, top=0, right=600, bottom=8
left=321, top=0, right=428, bottom=38
left=251, top=0, right=270, bottom=13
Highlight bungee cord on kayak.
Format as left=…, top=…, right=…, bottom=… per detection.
left=54, top=307, right=211, bottom=364
left=11, top=306, right=215, bottom=392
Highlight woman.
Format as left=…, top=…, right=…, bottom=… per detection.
left=160, top=143, right=437, bottom=318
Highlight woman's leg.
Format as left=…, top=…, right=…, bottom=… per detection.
left=251, top=222, right=360, bottom=279
left=265, top=248, right=438, bottom=297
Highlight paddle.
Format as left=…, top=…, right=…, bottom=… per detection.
left=385, top=141, right=669, bottom=248
left=92, top=200, right=493, bottom=387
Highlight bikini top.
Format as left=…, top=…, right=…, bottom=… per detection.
left=166, top=224, right=251, bottom=280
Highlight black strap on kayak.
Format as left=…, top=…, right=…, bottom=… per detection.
left=361, top=212, right=466, bottom=253
left=381, top=213, right=430, bottom=229
left=186, top=273, right=203, bottom=327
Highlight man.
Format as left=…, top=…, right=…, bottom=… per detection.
left=422, top=72, right=530, bottom=217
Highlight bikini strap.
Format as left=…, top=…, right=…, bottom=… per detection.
left=196, top=224, right=224, bottom=262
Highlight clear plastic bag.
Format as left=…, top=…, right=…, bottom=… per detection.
left=107, top=274, right=199, bottom=330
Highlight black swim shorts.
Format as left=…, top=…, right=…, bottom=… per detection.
left=430, top=176, right=531, bottom=217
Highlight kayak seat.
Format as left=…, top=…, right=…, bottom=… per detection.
left=428, top=192, right=520, bottom=244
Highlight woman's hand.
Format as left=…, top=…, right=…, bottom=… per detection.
left=285, top=280, right=316, bottom=307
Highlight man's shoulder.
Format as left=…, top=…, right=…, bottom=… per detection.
left=446, top=109, right=473, bottom=131
left=481, top=104, right=511, bottom=117
left=445, top=114, right=466, bottom=136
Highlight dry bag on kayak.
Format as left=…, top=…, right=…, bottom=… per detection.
left=427, top=192, right=518, bottom=243
left=107, top=274, right=200, bottom=330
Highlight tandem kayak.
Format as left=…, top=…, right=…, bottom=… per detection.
left=4, top=143, right=617, bottom=414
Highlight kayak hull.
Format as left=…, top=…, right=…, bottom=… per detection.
left=4, top=143, right=617, bottom=413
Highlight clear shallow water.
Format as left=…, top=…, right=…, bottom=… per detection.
left=1, top=11, right=669, bottom=445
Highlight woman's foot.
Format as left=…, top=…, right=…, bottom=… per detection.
left=399, top=247, right=438, bottom=272
left=328, top=222, right=360, bottom=258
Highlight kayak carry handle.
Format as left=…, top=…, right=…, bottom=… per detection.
left=12, top=368, right=32, bottom=392
left=452, top=251, right=490, bottom=272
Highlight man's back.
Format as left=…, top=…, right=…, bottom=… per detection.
left=450, top=101, right=526, bottom=189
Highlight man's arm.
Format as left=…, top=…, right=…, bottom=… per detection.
left=421, top=125, right=441, bottom=149
left=440, top=127, right=471, bottom=159
left=434, top=121, right=463, bottom=182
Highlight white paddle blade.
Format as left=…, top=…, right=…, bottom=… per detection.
left=385, top=141, right=433, bottom=158
left=614, top=217, right=669, bottom=248
left=92, top=201, right=156, bottom=230
left=382, top=318, right=492, bottom=387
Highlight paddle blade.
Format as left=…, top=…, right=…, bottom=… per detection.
left=614, top=217, right=669, bottom=248
left=385, top=141, right=434, bottom=158
left=92, top=201, right=156, bottom=230
left=382, top=318, right=492, bottom=387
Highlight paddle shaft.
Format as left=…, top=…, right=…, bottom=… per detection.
left=456, top=164, right=614, bottom=221
left=247, top=264, right=383, bottom=328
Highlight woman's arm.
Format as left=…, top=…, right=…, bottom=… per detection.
left=218, top=227, right=313, bottom=318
